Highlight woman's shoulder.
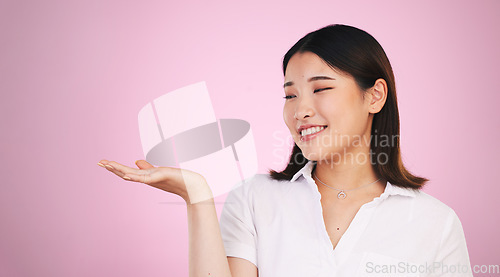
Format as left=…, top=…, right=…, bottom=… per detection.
left=225, top=173, right=297, bottom=202
left=230, top=173, right=293, bottom=192
left=408, top=188, right=459, bottom=218
left=382, top=186, right=466, bottom=245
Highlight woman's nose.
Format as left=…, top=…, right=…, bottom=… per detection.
left=294, top=97, right=315, bottom=120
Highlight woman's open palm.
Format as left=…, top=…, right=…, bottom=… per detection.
left=98, top=159, right=212, bottom=204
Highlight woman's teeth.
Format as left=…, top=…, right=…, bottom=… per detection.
left=301, top=126, right=325, bottom=136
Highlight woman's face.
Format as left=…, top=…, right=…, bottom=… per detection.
left=283, top=51, right=373, bottom=162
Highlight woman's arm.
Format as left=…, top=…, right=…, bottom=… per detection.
left=98, top=159, right=257, bottom=277
left=185, top=183, right=258, bottom=277
left=186, top=196, right=232, bottom=276
left=228, top=257, right=258, bottom=276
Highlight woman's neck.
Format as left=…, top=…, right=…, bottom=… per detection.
left=312, top=151, right=386, bottom=202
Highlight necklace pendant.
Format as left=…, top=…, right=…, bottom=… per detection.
left=337, top=191, right=347, bottom=199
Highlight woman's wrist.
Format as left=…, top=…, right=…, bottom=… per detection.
left=183, top=176, right=214, bottom=205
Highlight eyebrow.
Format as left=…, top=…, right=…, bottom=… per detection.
left=283, top=76, right=336, bottom=88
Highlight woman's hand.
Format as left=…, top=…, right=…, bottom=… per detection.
left=97, top=159, right=213, bottom=204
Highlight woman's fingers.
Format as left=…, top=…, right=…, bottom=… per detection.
left=98, top=159, right=144, bottom=180
left=108, top=161, right=140, bottom=174
left=97, top=160, right=108, bottom=168
left=123, top=169, right=172, bottom=189
left=104, top=163, right=127, bottom=178
left=122, top=172, right=149, bottom=183
left=107, top=161, right=142, bottom=174
left=135, top=160, right=154, bottom=169
left=98, top=159, right=159, bottom=184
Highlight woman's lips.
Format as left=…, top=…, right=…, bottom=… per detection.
left=300, top=126, right=327, bottom=142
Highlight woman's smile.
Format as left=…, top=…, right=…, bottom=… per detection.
left=300, top=125, right=328, bottom=141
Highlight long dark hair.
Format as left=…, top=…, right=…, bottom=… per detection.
left=269, top=24, right=428, bottom=190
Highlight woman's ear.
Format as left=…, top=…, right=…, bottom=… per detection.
left=369, top=78, right=388, bottom=114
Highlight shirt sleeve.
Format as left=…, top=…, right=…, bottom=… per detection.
left=219, top=180, right=258, bottom=268
left=435, top=209, right=473, bottom=276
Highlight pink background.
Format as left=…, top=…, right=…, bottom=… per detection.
left=1, top=0, right=499, bottom=276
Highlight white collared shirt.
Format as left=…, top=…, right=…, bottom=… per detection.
left=220, top=161, right=472, bottom=276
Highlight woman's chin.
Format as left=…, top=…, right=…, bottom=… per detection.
left=301, top=152, right=321, bottom=161
left=301, top=148, right=343, bottom=163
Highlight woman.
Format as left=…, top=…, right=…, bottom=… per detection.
left=98, top=24, right=472, bottom=276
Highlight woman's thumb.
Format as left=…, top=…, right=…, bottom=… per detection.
left=135, top=160, right=154, bottom=169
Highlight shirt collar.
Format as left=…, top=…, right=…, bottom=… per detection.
left=290, top=160, right=316, bottom=182
left=290, top=160, right=417, bottom=198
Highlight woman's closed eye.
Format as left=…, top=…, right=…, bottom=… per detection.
left=283, top=87, right=333, bottom=99
left=314, top=87, right=333, bottom=93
